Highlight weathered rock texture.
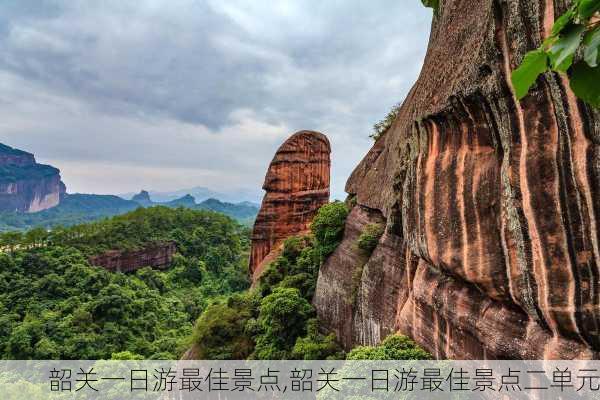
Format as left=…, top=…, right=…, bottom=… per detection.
left=314, top=0, right=600, bottom=359
left=249, top=130, right=330, bottom=281
left=0, top=143, right=66, bottom=213
left=89, top=242, right=177, bottom=273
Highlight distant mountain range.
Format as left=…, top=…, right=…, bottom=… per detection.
left=0, top=191, right=259, bottom=232
left=128, top=190, right=259, bottom=223
left=0, top=142, right=261, bottom=232
left=120, top=186, right=263, bottom=204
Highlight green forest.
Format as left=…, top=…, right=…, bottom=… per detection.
left=0, top=207, right=250, bottom=359
left=0, top=204, right=429, bottom=360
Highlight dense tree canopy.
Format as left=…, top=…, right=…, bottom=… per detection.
left=0, top=207, right=250, bottom=359
left=192, top=202, right=351, bottom=360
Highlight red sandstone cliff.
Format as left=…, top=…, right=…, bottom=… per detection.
left=0, top=143, right=66, bottom=213
left=89, top=242, right=177, bottom=273
left=314, top=0, right=600, bottom=359
left=249, top=130, right=331, bottom=281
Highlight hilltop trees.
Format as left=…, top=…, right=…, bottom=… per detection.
left=0, top=207, right=250, bottom=359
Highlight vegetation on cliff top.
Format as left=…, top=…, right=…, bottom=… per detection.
left=1, top=206, right=246, bottom=258
left=0, top=164, right=60, bottom=185
left=370, top=102, right=402, bottom=141
left=192, top=202, right=349, bottom=360
left=0, top=207, right=250, bottom=359
left=421, top=0, right=439, bottom=13
left=512, top=0, right=600, bottom=106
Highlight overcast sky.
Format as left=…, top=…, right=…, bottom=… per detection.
left=0, top=0, right=431, bottom=202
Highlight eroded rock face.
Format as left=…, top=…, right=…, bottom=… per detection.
left=314, top=0, right=600, bottom=359
left=0, top=143, right=66, bottom=213
left=249, top=130, right=331, bottom=281
left=89, top=242, right=177, bottom=273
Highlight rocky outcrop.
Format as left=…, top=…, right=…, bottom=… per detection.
left=131, top=190, right=153, bottom=206
left=314, top=0, right=600, bottom=359
left=89, top=242, right=177, bottom=273
left=249, top=130, right=331, bottom=281
left=0, top=143, right=66, bottom=213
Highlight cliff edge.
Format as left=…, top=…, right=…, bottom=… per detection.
left=0, top=143, right=66, bottom=213
left=314, top=0, right=600, bottom=359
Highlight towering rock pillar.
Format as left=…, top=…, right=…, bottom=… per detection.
left=314, top=0, right=600, bottom=359
left=249, top=130, right=331, bottom=281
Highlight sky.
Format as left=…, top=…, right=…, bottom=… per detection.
left=0, top=0, right=431, bottom=202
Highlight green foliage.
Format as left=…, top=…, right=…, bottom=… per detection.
left=0, top=164, right=59, bottom=184
left=311, top=201, right=349, bottom=261
left=512, top=1, right=600, bottom=106
left=0, top=231, right=23, bottom=252
left=512, top=50, right=550, bottom=99
left=111, top=351, right=144, bottom=360
left=192, top=293, right=258, bottom=359
left=281, top=236, right=309, bottom=260
left=580, top=0, right=600, bottom=19
left=357, top=223, right=385, bottom=254
left=370, top=102, right=402, bottom=141
left=192, top=202, right=349, bottom=360
left=421, top=0, right=439, bottom=13
left=0, top=207, right=250, bottom=359
left=253, top=287, right=313, bottom=359
left=584, top=26, right=600, bottom=66
left=346, top=334, right=432, bottom=360
left=38, top=206, right=249, bottom=259
left=257, top=239, right=320, bottom=300
left=292, top=319, right=345, bottom=360
left=570, top=58, right=600, bottom=105
left=344, top=223, right=386, bottom=304
left=549, top=24, right=585, bottom=71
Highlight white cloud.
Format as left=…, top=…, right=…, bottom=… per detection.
left=0, top=0, right=432, bottom=201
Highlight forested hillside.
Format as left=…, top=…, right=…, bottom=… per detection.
left=0, top=204, right=429, bottom=360
left=0, top=207, right=250, bottom=359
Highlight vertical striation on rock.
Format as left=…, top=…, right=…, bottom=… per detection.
left=249, top=130, right=331, bottom=281
left=314, top=0, right=600, bottom=359
left=0, top=143, right=66, bottom=213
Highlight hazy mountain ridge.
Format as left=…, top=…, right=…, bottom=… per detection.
left=121, top=186, right=263, bottom=204
left=130, top=190, right=259, bottom=225
left=0, top=191, right=259, bottom=232
left=0, top=143, right=260, bottom=231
